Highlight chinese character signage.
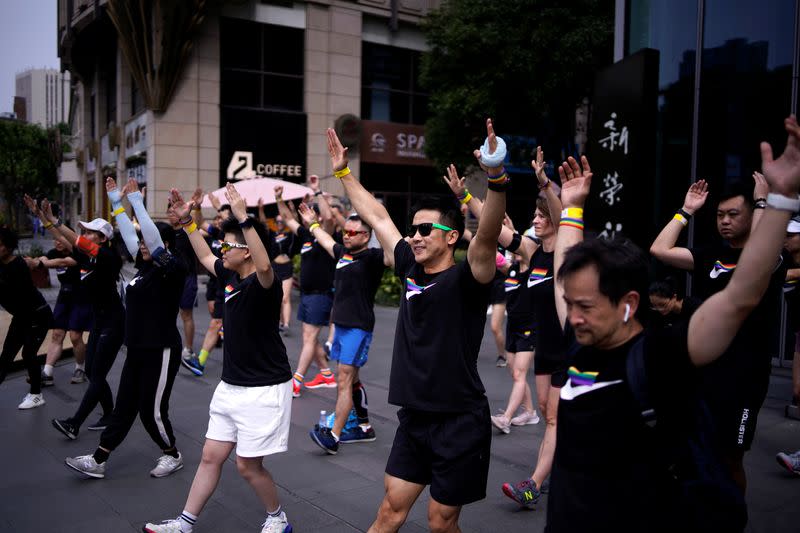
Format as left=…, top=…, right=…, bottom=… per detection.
left=587, top=48, right=659, bottom=249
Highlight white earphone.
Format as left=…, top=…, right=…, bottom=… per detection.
left=623, top=303, right=631, bottom=323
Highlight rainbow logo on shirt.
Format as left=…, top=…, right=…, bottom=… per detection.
left=405, top=277, right=436, bottom=300
left=568, top=366, right=599, bottom=387
left=709, top=260, right=736, bottom=279
left=224, top=284, right=234, bottom=295
left=336, top=254, right=355, bottom=270
left=301, top=241, right=313, bottom=254
left=79, top=268, right=92, bottom=281
left=527, top=268, right=552, bottom=288
left=275, top=233, right=288, bottom=243
left=504, top=278, right=520, bottom=291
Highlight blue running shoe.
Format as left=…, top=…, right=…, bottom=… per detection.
left=181, top=355, right=204, bottom=376
left=309, top=427, right=339, bottom=455
left=339, top=426, right=376, bottom=444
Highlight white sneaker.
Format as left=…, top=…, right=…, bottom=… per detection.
left=65, top=454, right=106, bottom=478
left=261, top=511, right=292, bottom=533
left=143, top=518, right=185, bottom=532
left=150, top=452, right=184, bottom=478
left=510, top=410, right=541, bottom=426
left=181, top=347, right=195, bottom=359
left=491, top=414, right=511, bottom=434
left=18, top=393, right=45, bottom=409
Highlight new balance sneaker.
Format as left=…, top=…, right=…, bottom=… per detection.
left=52, top=418, right=79, bottom=440
left=305, top=373, right=337, bottom=389
left=181, top=354, right=205, bottom=376
left=65, top=454, right=106, bottom=478
left=491, top=414, right=511, bottom=434
left=292, top=381, right=301, bottom=398
left=510, top=410, right=540, bottom=426
left=496, top=355, right=508, bottom=367
left=776, top=450, right=800, bottom=476
left=309, top=426, right=339, bottom=455
left=87, top=414, right=114, bottom=431
left=70, top=368, right=87, bottom=384
left=339, top=425, right=376, bottom=444
left=142, top=518, right=185, bottom=533
left=501, top=478, right=540, bottom=509
left=18, top=393, right=45, bottom=409
left=261, top=511, right=293, bottom=533
left=150, top=453, right=184, bottom=478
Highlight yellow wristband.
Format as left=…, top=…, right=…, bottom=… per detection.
left=309, top=222, right=321, bottom=232
left=673, top=213, right=688, bottom=226
left=184, top=222, right=198, bottom=234
left=42, top=221, right=54, bottom=229
left=561, top=207, right=584, bottom=219
left=111, top=206, right=125, bottom=217
left=334, top=167, right=351, bottom=179
left=459, top=192, right=473, bottom=205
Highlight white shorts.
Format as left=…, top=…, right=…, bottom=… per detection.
left=206, top=380, right=293, bottom=457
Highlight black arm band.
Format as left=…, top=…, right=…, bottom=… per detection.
left=238, top=217, right=255, bottom=229
left=677, top=208, right=692, bottom=219
left=506, top=232, right=523, bottom=253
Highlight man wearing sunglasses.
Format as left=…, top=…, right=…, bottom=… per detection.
left=297, top=205, right=391, bottom=454
left=326, top=118, right=507, bottom=532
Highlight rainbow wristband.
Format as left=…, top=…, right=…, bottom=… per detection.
left=673, top=213, right=688, bottom=226
left=334, top=167, right=351, bottom=179
left=309, top=222, right=321, bottom=232
left=559, top=207, right=585, bottom=230
left=111, top=206, right=125, bottom=217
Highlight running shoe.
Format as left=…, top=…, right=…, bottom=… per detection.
left=65, top=454, right=106, bottom=478
left=305, top=373, right=337, bottom=389
left=41, top=373, right=55, bottom=387
left=292, top=380, right=301, bottom=398
left=52, top=418, right=79, bottom=439
left=261, top=511, right=293, bottom=533
left=181, top=354, right=205, bottom=376
left=496, top=355, right=507, bottom=367
left=181, top=347, right=194, bottom=359
left=142, top=518, right=184, bottom=533
left=510, top=410, right=540, bottom=426
left=18, top=393, right=46, bottom=409
left=339, top=425, right=377, bottom=444
left=491, top=414, right=511, bottom=434
left=501, top=478, right=540, bottom=509
left=776, top=450, right=800, bottom=476
left=70, top=368, right=87, bottom=384
left=88, top=414, right=114, bottom=431
left=309, top=426, right=339, bottom=455
left=150, top=453, right=184, bottom=478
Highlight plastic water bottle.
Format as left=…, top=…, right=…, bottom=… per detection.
left=318, top=410, right=327, bottom=428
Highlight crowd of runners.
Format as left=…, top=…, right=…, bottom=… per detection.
left=1, top=116, right=800, bottom=532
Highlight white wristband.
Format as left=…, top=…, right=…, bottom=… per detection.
left=766, top=193, right=800, bottom=212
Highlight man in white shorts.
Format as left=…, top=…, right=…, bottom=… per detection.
left=143, top=184, right=293, bottom=533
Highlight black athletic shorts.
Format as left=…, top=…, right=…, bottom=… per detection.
left=273, top=261, right=294, bottom=282
left=386, top=404, right=491, bottom=507
left=489, top=276, right=506, bottom=305
left=206, top=275, right=218, bottom=302
left=505, top=326, right=536, bottom=353
left=706, top=386, right=769, bottom=452
left=534, top=350, right=568, bottom=387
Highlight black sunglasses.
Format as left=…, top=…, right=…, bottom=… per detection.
left=406, top=222, right=454, bottom=238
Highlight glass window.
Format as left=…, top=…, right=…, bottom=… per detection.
left=362, top=42, right=428, bottom=124
left=263, top=75, right=304, bottom=112
left=131, top=75, right=142, bottom=116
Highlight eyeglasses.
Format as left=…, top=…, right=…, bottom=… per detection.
left=343, top=229, right=368, bottom=237
left=406, top=222, right=454, bottom=238
left=221, top=241, right=249, bottom=253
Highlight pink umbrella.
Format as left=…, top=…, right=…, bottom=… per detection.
left=200, top=178, right=314, bottom=207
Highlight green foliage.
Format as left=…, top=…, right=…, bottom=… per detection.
left=375, top=268, right=402, bottom=307
left=420, top=0, right=614, bottom=169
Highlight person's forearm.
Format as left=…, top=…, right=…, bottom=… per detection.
left=554, top=206, right=585, bottom=327
left=108, top=189, right=138, bottom=256
left=128, top=191, right=164, bottom=255
left=242, top=225, right=271, bottom=273
left=650, top=217, right=686, bottom=258
left=339, top=173, right=391, bottom=229
left=469, top=188, right=506, bottom=275
left=543, top=185, right=562, bottom=228
left=193, top=205, right=205, bottom=227
left=310, top=223, right=337, bottom=257
left=316, top=191, right=334, bottom=223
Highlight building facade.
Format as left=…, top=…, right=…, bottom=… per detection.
left=14, top=68, right=71, bottom=127
left=57, top=0, right=442, bottom=231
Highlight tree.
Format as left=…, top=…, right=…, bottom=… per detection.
left=420, top=0, right=614, bottom=170
left=0, top=120, right=61, bottom=227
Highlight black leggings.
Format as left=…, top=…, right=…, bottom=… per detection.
left=0, top=307, right=52, bottom=394
left=100, top=344, right=181, bottom=452
left=69, top=312, right=124, bottom=427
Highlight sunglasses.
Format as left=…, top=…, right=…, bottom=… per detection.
left=406, top=222, right=454, bottom=238
left=221, top=241, right=249, bottom=253
left=343, top=229, right=368, bottom=237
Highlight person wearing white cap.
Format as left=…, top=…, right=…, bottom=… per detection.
left=27, top=197, right=126, bottom=440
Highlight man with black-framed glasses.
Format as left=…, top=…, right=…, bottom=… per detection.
left=297, top=206, right=390, bottom=453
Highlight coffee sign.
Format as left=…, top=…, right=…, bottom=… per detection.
left=360, top=120, right=431, bottom=167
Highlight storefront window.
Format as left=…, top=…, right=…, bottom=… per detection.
left=362, top=42, right=428, bottom=125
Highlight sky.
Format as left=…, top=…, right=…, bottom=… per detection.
left=0, top=0, right=59, bottom=113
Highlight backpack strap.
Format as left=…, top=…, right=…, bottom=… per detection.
left=625, top=337, right=657, bottom=428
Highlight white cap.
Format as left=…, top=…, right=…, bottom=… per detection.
left=788, top=219, right=800, bottom=234
left=78, top=218, right=113, bottom=239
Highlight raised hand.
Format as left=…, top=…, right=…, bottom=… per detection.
left=191, top=188, right=203, bottom=206
left=274, top=185, right=284, bottom=199
left=122, top=178, right=140, bottom=196
left=224, top=183, right=248, bottom=222
left=761, top=115, right=800, bottom=196
left=503, top=214, right=516, bottom=231
left=297, top=202, right=318, bottom=226
left=531, top=146, right=548, bottom=186
left=23, top=194, right=41, bottom=217
left=682, top=179, right=708, bottom=215
left=442, top=164, right=466, bottom=197
left=752, top=171, right=768, bottom=200
left=472, top=118, right=501, bottom=173
left=308, top=174, right=320, bottom=192
left=105, top=176, right=118, bottom=192
left=40, top=198, right=56, bottom=223
left=169, top=189, right=192, bottom=220
left=558, top=156, right=593, bottom=209
left=208, top=191, right=222, bottom=211
left=327, top=128, right=349, bottom=172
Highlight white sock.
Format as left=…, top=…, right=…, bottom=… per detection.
left=75, top=362, right=85, bottom=371
left=43, top=364, right=54, bottom=377
left=267, top=505, right=282, bottom=518
left=179, top=510, right=197, bottom=532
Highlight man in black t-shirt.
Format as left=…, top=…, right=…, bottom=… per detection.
left=650, top=175, right=785, bottom=490
left=326, top=120, right=507, bottom=532
left=144, top=184, right=294, bottom=533
left=548, top=118, right=800, bottom=532
left=298, top=206, right=389, bottom=454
